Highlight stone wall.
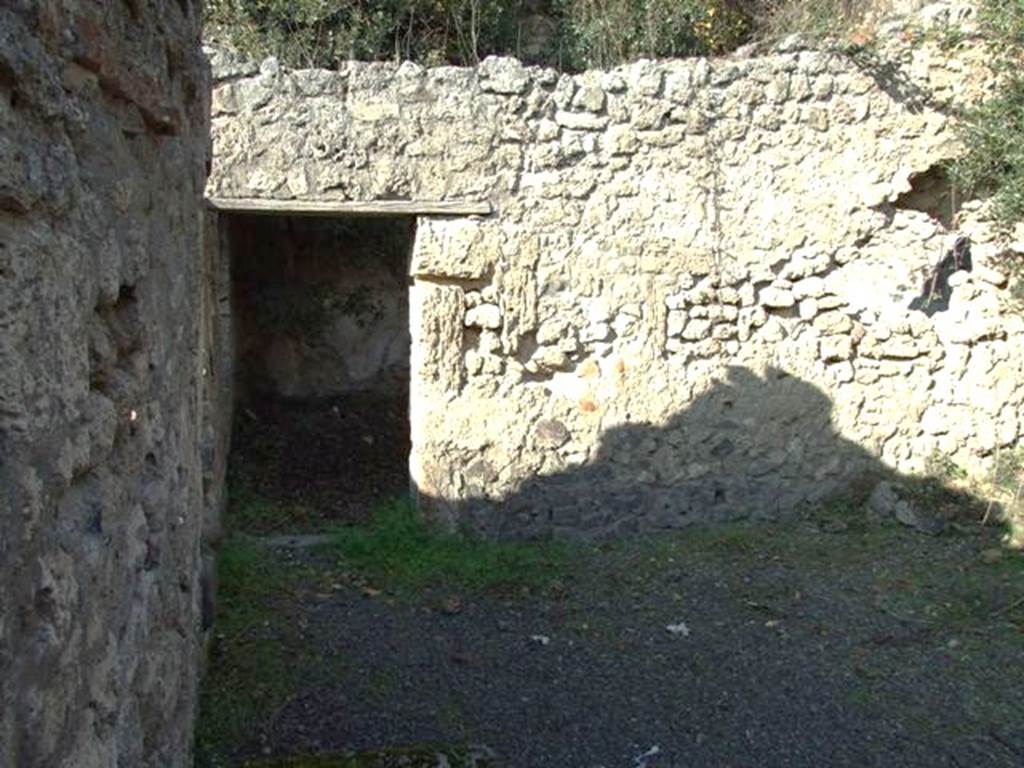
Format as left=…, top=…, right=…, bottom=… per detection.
left=1, top=3, right=209, bottom=766
left=229, top=215, right=413, bottom=400
left=209, top=2, right=1024, bottom=537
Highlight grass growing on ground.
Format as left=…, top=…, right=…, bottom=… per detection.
left=195, top=536, right=328, bottom=767
left=244, top=746, right=497, bottom=768
left=327, top=498, right=568, bottom=593
left=196, top=499, right=569, bottom=764
left=226, top=467, right=321, bottom=534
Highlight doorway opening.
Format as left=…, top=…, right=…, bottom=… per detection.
left=226, top=214, right=415, bottom=529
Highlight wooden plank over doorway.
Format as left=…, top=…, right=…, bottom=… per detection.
left=206, top=197, right=493, bottom=217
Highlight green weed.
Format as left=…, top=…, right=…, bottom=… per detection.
left=953, top=1, right=1024, bottom=234
left=225, top=468, right=318, bottom=534
left=244, top=746, right=497, bottom=768
left=194, top=536, right=325, bottom=767
left=326, top=498, right=568, bottom=593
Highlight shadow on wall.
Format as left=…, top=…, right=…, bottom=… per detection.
left=422, top=366, right=979, bottom=538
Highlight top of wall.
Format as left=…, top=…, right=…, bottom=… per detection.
left=206, top=1, right=987, bottom=211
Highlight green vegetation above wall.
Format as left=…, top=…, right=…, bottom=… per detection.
left=953, top=0, right=1024, bottom=230
left=203, top=0, right=870, bottom=71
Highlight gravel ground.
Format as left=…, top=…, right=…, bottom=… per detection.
left=211, top=516, right=1024, bottom=768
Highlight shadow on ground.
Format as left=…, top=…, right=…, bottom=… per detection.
left=198, top=367, right=1023, bottom=768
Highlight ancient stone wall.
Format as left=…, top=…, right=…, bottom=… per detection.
left=1, top=3, right=209, bottom=766
left=209, top=2, right=1024, bottom=537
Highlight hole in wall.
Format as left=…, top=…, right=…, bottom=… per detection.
left=892, top=164, right=959, bottom=228
left=226, top=213, right=415, bottom=527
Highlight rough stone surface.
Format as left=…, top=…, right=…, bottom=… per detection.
left=1, top=3, right=209, bottom=766
left=207, top=2, right=1021, bottom=537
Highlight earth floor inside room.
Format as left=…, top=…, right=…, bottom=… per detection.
left=225, top=213, right=414, bottom=529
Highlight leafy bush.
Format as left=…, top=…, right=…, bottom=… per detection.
left=206, top=0, right=532, bottom=67
left=206, top=0, right=767, bottom=69
left=952, top=0, right=1024, bottom=230
left=554, top=0, right=753, bottom=69
left=752, top=0, right=866, bottom=41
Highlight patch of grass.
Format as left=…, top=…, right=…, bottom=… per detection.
left=872, top=539, right=1024, bottom=632
left=326, top=498, right=568, bottom=593
left=226, top=467, right=319, bottom=534
left=990, top=447, right=1024, bottom=497
left=935, top=20, right=967, bottom=51
left=195, top=537, right=326, bottom=767
left=244, top=745, right=497, bottom=768
left=226, top=474, right=281, bottom=532
left=925, top=452, right=968, bottom=484
left=953, top=74, right=1024, bottom=228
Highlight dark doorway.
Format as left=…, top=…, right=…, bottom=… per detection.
left=226, top=214, right=415, bottom=528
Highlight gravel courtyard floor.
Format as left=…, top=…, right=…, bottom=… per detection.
left=196, top=499, right=1023, bottom=768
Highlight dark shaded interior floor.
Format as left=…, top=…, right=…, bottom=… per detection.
left=231, top=389, right=410, bottom=527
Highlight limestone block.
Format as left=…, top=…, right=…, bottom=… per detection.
left=878, top=337, right=921, bottom=359
left=536, top=318, right=572, bottom=346
left=667, top=310, right=687, bottom=337
left=817, top=295, right=845, bottom=311
left=412, top=284, right=465, bottom=390
left=665, top=292, right=688, bottom=311
left=535, top=419, right=571, bottom=448
left=479, top=57, right=530, bottom=94
left=819, top=336, right=853, bottom=362
left=799, top=298, right=819, bottom=320
left=580, top=322, right=612, bottom=342
left=555, top=110, right=610, bottom=131
left=831, top=361, right=855, bottom=383
left=739, top=284, right=757, bottom=307
left=683, top=319, right=712, bottom=340
left=793, top=276, right=826, bottom=300
left=974, top=265, right=1008, bottom=287
left=530, top=346, right=571, bottom=372
left=605, top=125, right=640, bottom=155
left=465, top=304, right=502, bottom=329
left=573, top=86, right=607, bottom=113
left=717, top=287, right=741, bottom=305
left=602, top=73, right=627, bottom=93
left=813, top=311, right=853, bottom=335
left=411, top=219, right=495, bottom=280
left=760, top=286, right=795, bottom=308
left=761, top=316, right=788, bottom=341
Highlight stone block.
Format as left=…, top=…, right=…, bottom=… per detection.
left=465, top=304, right=502, bottom=329
left=760, top=286, right=795, bottom=308
left=479, top=56, right=530, bottom=94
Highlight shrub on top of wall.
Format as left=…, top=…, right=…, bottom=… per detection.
left=553, top=0, right=754, bottom=69
left=205, top=0, right=870, bottom=70
left=202, top=1, right=902, bottom=70
left=204, top=0, right=537, bottom=67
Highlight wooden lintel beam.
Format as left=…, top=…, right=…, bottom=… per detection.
left=205, top=197, right=493, bottom=217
